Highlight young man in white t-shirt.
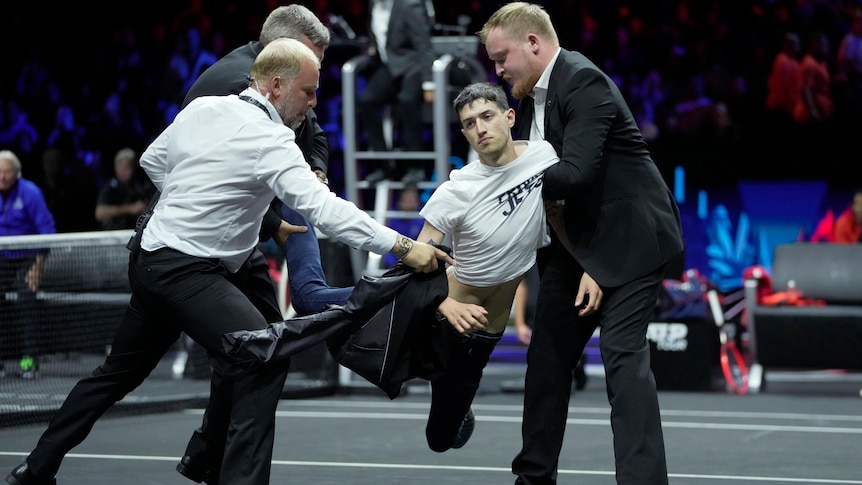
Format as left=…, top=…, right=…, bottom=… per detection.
left=416, top=82, right=559, bottom=451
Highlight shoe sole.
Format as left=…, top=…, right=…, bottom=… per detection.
left=5, top=472, right=56, bottom=485
left=176, top=461, right=207, bottom=483
left=451, top=409, right=475, bottom=449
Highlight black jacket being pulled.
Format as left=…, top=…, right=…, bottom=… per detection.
left=222, top=258, right=449, bottom=399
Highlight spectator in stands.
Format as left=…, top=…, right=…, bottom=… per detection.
left=4, top=38, right=451, bottom=485
left=179, top=26, right=220, bottom=95
left=45, top=105, right=84, bottom=158
left=765, top=32, right=801, bottom=129
left=0, top=101, right=39, bottom=157
left=93, top=87, right=146, bottom=175
left=793, top=31, right=835, bottom=125
left=834, top=187, right=862, bottom=243
left=39, top=147, right=98, bottom=233
left=0, top=149, right=56, bottom=379
left=357, top=0, right=437, bottom=184
left=836, top=8, right=862, bottom=130
left=94, top=147, right=153, bottom=230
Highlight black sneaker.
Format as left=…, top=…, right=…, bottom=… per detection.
left=6, top=462, right=56, bottom=485
left=364, top=168, right=390, bottom=184
left=451, top=408, right=475, bottom=449
left=400, top=168, right=426, bottom=185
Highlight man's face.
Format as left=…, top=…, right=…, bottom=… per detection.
left=459, top=98, right=515, bottom=163
left=484, top=27, right=542, bottom=99
left=0, top=159, right=18, bottom=191
left=277, top=59, right=319, bottom=130
left=115, top=158, right=135, bottom=185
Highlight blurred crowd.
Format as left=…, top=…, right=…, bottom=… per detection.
left=1, top=0, right=861, bottom=233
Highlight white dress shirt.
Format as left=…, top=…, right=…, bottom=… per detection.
left=371, top=0, right=392, bottom=64
left=529, top=48, right=562, bottom=142
left=140, top=88, right=397, bottom=272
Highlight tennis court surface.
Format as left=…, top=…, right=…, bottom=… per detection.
left=1, top=361, right=860, bottom=485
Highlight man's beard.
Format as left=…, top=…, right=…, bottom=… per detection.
left=510, top=72, right=540, bottom=100
left=285, top=107, right=305, bottom=130
left=287, top=115, right=304, bottom=130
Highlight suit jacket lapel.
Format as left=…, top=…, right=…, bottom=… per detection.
left=386, top=0, right=401, bottom=49
left=544, top=51, right=569, bottom=140
left=515, top=98, right=533, bottom=140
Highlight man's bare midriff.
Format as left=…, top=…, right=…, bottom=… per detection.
left=446, top=271, right=525, bottom=334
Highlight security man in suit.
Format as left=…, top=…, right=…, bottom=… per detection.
left=480, top=3, right=684, bottom=484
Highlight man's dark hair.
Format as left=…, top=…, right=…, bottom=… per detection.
left=453, top=82, right=510, bottom=115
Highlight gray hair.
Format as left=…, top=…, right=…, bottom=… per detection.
left=453, top=82, right=511, bottom=115
left=0, top=149, right=22, bottom=174
left=114, top=147, right=136, bottom=167
left=260, top=4, right=331, bottom=50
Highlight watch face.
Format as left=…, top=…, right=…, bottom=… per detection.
left=397, top=236, right=412, bottom=258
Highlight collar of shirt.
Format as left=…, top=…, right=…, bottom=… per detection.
left=240, top=87, right=283, bottom=125
left=529, top=47, right=562, bottom=141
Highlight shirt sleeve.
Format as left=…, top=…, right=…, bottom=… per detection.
left=420, top=181, right=462, bottom=236
left=139, top=125, right=172, bottom=192
left=28, top=185, right=57, bottom=235
left=258, top=134, right=397, bottom=255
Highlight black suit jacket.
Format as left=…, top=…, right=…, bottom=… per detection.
left=182, top=41, right=329, bottom=240
left=516, top=49, right=684, bottom=287
left=368, top=0, right=435, bottom=83
left=222, top=256, right=450, bottom=398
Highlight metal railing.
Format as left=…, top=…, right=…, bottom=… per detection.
left=340, top=47, right=486, bottom=277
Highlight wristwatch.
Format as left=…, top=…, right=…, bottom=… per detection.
left=394, top=236, right=414, bottom=259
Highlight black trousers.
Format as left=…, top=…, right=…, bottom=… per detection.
left=181, top=248, right=287, bottom=484
left=25, top=248, right=288, bottom=485
left=357, top=60, right=426, bottom=176
left=512, top=254, right=668, bottom=485
left=425, top=326, right=501, bottom=452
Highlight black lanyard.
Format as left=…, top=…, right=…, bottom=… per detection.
left=239, top=95, right=272, bottom=120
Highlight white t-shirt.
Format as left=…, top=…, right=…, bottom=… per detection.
left=420, top=140, right=558, bottom=287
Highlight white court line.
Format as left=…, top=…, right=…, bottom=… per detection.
left=266, top=400, right=862, bottom=423
left=187, top=409, right=862, bottom=434
left=0, top=452, right=859, bottom=484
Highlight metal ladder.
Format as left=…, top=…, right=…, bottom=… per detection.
left=340, top=37, right=487, bottom=278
